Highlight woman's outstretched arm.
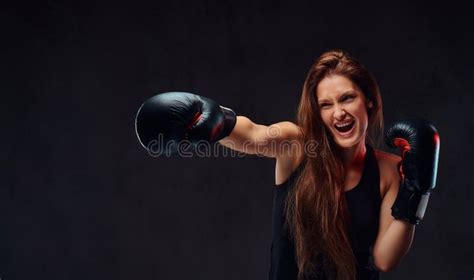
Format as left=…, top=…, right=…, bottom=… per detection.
left=219, top=116, right=302, bottom=158
left=135, top=91, right=302, bottom=160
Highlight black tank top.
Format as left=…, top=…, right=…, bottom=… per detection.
left=269, top=146, right=381, bottom=280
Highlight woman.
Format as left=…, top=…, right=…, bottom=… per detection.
left=220, top=50, right=411, bottom=280
left=135, top=50, right=439, bottom=280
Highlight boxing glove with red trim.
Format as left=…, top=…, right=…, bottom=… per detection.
left=385, top=119, right=440, bottom=225
left=135, top=92, right=237, bottom=155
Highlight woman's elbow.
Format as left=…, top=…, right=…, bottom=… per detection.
left=375, top=262, right=395, bottom=273
left=373, top=258, right=399, bottom=272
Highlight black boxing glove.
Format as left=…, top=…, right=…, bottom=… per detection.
left=135, top=92, right=237, bottom=155
left=385, top=119, right=440, bottom=225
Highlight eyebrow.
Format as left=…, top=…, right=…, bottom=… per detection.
left=317, top=90, right=357, bottom=103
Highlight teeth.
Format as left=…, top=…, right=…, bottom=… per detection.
left=335, top=120, right=354, bottom=128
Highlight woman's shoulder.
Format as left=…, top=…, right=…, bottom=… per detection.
left=373, top=149, right=402, bottom=196
left=373, top=149, right=401, bottom=165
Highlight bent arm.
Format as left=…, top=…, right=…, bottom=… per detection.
left=218, top=116, right=302, bottom=158
left=373, top=177, right=415, bottom=272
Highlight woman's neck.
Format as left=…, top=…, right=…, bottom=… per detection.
left=340, top=141, right=367, bottom=169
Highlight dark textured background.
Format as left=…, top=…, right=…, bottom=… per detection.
left=1, top=0, right=473, bottom=279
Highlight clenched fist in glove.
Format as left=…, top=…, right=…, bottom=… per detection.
left=385, top=119, right=440, bottom=225
left=135, top=92, right=237, bottom=155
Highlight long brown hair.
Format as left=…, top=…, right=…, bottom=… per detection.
left=285, top=50, right=384, bottom=279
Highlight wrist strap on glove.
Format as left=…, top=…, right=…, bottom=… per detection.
left=218, top=106, right=237, bottom=140
left=391, top=180, right=430, bottom=225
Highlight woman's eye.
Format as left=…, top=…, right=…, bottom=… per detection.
left=319, top=103, right=330, bottom=109
left=342, top=95, right=355, bottom=102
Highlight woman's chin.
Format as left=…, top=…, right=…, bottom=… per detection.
left=333, top=134, right=363, bottom=149
left=335, top=139, right=355, bottom=149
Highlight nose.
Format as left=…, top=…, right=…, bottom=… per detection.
left=334, top=105, right=346, bottom=120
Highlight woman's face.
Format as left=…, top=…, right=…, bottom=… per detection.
left=316, top=74, right=372, bottom=149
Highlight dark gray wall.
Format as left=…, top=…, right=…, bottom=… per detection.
left=1, top=1, right=473, bottom=279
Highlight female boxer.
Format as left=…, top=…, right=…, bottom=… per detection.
left=135, top=50, right=439, bottom=280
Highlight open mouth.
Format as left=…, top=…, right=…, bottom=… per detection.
left=334, top=120, right=355, bottom=134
